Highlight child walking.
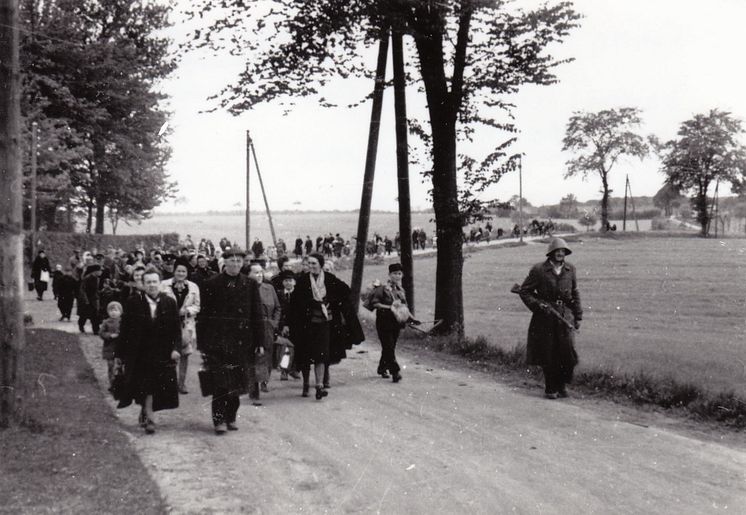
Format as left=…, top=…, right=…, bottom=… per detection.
left=99, top=301, right=123, bottom=390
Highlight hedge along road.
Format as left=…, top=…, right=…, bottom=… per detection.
left=28, top=294, right=746, bottom=513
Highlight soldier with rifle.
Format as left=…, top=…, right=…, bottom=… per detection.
left=515, top=238, right=582, bottom=399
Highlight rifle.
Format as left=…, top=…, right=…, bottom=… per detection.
left=510, top=283, right=575, bottom=332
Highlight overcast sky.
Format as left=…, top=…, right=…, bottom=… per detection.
left=158, top=0, right=746, bottom=213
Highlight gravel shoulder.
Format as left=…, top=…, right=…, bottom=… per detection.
left=29, top=294, right=746, bottom=514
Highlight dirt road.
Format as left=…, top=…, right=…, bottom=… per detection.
left=29, top=295, right=746, bottom=514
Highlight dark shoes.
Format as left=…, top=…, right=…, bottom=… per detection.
left=179, top=387, right=188, bottom=395
left=226, top=422, right=238, bottom=431
left=545, top=392, right=559, bottom=400
left=557, top=388, right=569, bottom=398
left=392, top=372, right=402, bottom=383
left=323, top=382, right=330, bottom=389
left=379, top=372, right=390, bottom=379
left=280, top=371, right=289, bottom=381
left=144, top=419, right=155, bottom=434
left=315, top=387, right=328, bottom=400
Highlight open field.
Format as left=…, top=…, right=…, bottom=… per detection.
left=108, top=211, right=652, bottom=245
left=339, top=235, right=746, bottom=397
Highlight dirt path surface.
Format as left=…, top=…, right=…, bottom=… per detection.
left=28, top=294, right=746, bottom=514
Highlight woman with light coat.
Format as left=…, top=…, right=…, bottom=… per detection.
left=161, top=259, right=201, bottom=394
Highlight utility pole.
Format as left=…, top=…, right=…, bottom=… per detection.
left=0, top=0, right=26, bottom=428
left=622, top=174, right=628, bottom=231
left=350, top=27, right=389, bottom=306
left=518, top=154, right=524, bottom=243
left=392, top=28, right=414, bottom=313
left=245, top=130, right=251, bottom=251
left=249, top=139, right=278, bottom=249
left=30, top=121, right=37, bottom=257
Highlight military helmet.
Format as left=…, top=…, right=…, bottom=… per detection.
left=546, top=237, right=572, bottom=256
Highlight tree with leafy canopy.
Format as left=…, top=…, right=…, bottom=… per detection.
left=658, top=109, right=746, bottom=237
left=185, top=0, right=580, bottom=334
left=652, top=182, right=683, bottom=217
left=558, top=193, right=578, bottom=218
left=562, top=107, right=649, bottom=233
left=19, top=0, right=176, bottom=234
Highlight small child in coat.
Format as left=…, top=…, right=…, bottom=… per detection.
left=99, top=301, right=123, bottom=390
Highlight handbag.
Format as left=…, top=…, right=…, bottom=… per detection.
left=39, top=270, right=50, bottom=283
left=27, top=280, right=35, bottom=292
left=390, top=300, right=412, bottom=324
left=198, top=368, right=214, bottom=397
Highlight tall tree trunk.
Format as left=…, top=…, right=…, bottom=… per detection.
left=430, top=120, right=464, bottom=335
left=600, top=171, right=609, bottom=232
left=94, top=195, right=105, bottom=234
left=86, top=203, right=93, bottom=233
left=697, top=181, right=710, bottom=237
left=0, top=0, right=26, bottom=428
left=413, top=15, right=466, bottom=336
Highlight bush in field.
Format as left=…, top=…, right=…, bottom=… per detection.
left=553, top=222, right=577, bottom=233
left=578, top=213, right=598, bottom=231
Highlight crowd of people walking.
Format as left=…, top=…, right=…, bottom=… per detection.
left=32, top=231, right=580, bottom=434
left=37, top=242, right=387, bottom=435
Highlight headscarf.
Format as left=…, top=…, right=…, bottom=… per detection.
left=310, top=270, right=330, bottom=321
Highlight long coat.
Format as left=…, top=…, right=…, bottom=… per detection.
left=161, top=278, right=201, bottom=356
left=518, top=259, right=583, bottom=368
left=248, top=281, right=281, bottom=383
left=289, top=272, right=364, bottom=366
left=31, top=255, right=51, bottom=292
left=196, top=272, right=264, bottom=393
left=117, top=292, right=181, bottom=411
left=77, top=273, right=101, bottom=318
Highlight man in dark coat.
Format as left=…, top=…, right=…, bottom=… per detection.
left=77, top=264, right=103, bottom=334
left=518, top=237, right=582, bottom=399
left=117, top=269, right=182, bottom=434
left=294, top=237, right=303, bottom=258
left=55, top=267, right=78, bottom=321
left=197, top=250, right=264, bottom=434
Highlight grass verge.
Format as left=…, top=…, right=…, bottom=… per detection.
left=0, top=329, right=166, bottom=514
left=405, top=330, right=746, bottom=430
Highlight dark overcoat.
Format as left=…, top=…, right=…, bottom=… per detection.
left=196, top=272, right=264, bottom=393
left=31, top=255, right=51, bottom=292
left=117, top=292, right=181, bottom=411
left=518, top=260, right=583, bottom=368
left=77, top=274, right=101, bottom=318
left=289, top=272, right=364, bottom=366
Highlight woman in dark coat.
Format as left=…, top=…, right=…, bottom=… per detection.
left=289, top=253, right=364, bottom=400
left=31, top=250, right=51, bottom=300
left=518, top=238, right=582, bottom=399
left=116, top=269, right=181, bottom=434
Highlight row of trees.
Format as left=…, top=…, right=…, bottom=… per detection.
left=20, top=0, right=175, bottom=234
left=562, top=107, right=746, bottom=237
